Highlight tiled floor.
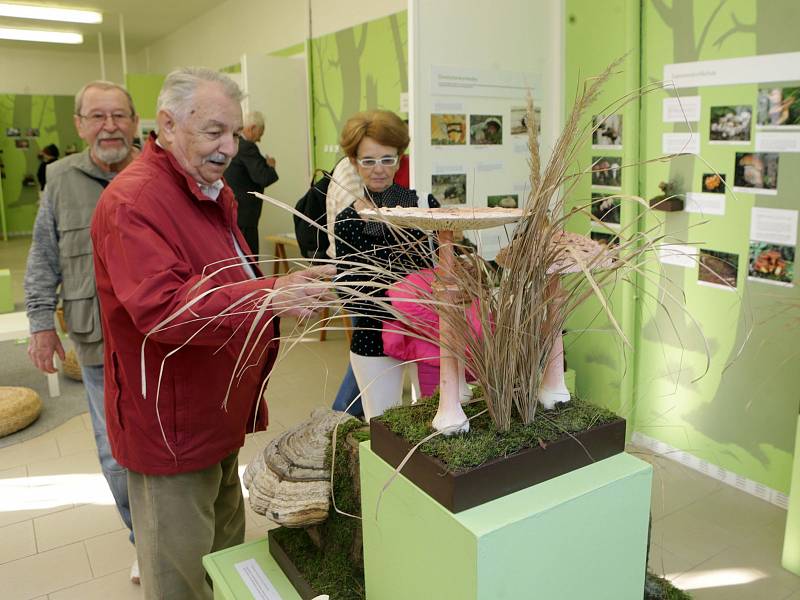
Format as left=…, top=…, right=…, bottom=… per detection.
left=2, top=237, right=799, bottom=598
left=1, top=367, right=798, bottom=599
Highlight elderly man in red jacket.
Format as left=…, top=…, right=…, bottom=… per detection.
left=91, top=67, right=332, bottom=599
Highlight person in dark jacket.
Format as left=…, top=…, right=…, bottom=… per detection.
left=223, top=110, right=278, bottom=255
left=36, top=143, right=60, bottom=190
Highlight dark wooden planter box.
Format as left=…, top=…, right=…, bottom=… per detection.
left=268, top=529, right=317, bottom=600
left=369, top=416, right=626, bottom=513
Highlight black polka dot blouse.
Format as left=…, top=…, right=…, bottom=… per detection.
left=334, top=184, right=435, bottom=357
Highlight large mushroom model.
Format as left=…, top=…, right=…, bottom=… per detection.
left=495, top=229, right=616, bottom=409
left=358, top=205, right=523, bottom=435
left=359, top=205, right=618, bottom=433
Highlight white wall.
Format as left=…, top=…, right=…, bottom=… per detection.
left=136, top=0, right=408, bottom=73
left=309, top=0, right=406, bottom=37
left=0, top=46, right=139, bottom=95
left=135, top=0, right=309, bottom=73
left=409, top=0, right=564, bottom=259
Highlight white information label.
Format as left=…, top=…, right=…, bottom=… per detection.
left=432, top=164, right=465, bottom=175
left=475, top=161, right=504, bottom=172
left=399, top=92, right=409, bottom=113
left=663, top=96, right=701, bottom=122
left=685, top=192, right=725, bottom=216
left=755, top=131, right=800, bottom=153
left=664, top=51, right=800, bottom=88
left=432, top=100, right=464, bottom=113
left=659, top=244, right=699, bottom=268
left=431, top=65, right=541, bottom=99
left=750, top=207, right=798, bottom=246
left=512, top=182, right=529, bottom=193
left=662, top=132, right=700, bottom=155
left=234, top=559, right=283, bottom=600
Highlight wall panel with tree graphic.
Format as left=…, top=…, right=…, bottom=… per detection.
left=310, top=11, right=408, bottom=170
left=567, top=0, right=800, bottom=498
left=0, top=94, right=82, bottom=237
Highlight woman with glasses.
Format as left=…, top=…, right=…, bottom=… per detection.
left=334, top=110, right=434, bottom=420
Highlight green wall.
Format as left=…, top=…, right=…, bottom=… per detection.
left=0, top=94, right=83, bottom=236
left=566, top=0, right=800, bottom=494
left=564, top=0, right=641, bottom=424
left=309, top=11, right=408, bottom=170
left=126, top=73, right=166, bottom=120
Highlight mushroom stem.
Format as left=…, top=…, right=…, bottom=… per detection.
left=539, top=278, right=570, bottom=410
left=432, top=230, right=469, bottom=435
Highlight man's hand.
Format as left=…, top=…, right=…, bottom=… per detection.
left=28, top=329, right=66, bottom=374
left=266, top=156, right=276, bottom=168
left=270, top=265, right=336, bottom=318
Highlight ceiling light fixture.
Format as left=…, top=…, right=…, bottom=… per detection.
left=0, top=26, right=83, bottom=43
left=0, top=3, right=102, bottom=24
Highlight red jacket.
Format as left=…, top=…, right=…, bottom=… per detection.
left=91, top=136, right=279, bottom=475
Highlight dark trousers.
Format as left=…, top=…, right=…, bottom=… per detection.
left=239, top=225, right=259, bottom=257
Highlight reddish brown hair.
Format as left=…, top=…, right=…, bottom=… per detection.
left=339, top=110, right=409, bottom=158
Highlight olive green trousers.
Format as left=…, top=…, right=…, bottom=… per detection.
left=128, top=451, right=245, bottom=600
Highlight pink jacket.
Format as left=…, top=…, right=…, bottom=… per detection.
left=381, top=268, right=483, bottom=368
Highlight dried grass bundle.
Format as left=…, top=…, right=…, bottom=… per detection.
left=144, top=58, right=715, bottom=442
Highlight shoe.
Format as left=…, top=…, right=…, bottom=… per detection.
left=130, top=559, right=140, bottom=585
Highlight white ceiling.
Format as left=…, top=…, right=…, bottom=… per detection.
left=0, top=0, right=221, bottom=53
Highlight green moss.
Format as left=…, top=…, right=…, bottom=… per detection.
left=375, top=391, right=620, bottom=471
left=271, top=418, right=367, bottom=600
left=645, top=571, right=693, bottom=599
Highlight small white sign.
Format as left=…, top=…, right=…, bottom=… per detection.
left=662, top=132, right=700, bottom=155
left=755, top=131, right=800, bottom=153
left=432, top=100, right=465, bottom=113
left=432, top=164, right=465, bottom=174
left=475, top=161, right=504, bottom=173
left=235, top=559, right=283, bottom=600
left=431, top=65, right=541, bottom=99
left=659, top=244, right=699, bottom=268
left=685, top=192, right=725, bottom=216
left=663, top=96, right=701, bottom=123
left=750, top=207, right=798, bottom=246
left=664, top=51, right=800, bottom=88
left=400, top=92, right=409, bottom=113
left=732, top=185, right=778, bottom=197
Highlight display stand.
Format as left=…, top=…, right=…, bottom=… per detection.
left=783, top=414, right=800, bottom=576
left=203, top=537, right=302, bottom=600
left=360, top=441, right=652, bottom=600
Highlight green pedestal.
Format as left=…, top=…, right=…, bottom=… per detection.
left=783, top=415, right=800, bottom=576
left=0, top=269, right=13, bottom=314
left=203, top=537, right=302, bottom=600
left=360, top=442, right=652, bottom=600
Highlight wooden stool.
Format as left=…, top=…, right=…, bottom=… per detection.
left=318, top=308, right=353, bottom=343
left=264, top=233, right=300, bottom=275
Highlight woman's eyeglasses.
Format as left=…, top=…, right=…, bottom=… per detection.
left=356, top=155, right=399, bottom=168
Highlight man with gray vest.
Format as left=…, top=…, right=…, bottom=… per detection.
left=24, top=80, right=140, bottom=583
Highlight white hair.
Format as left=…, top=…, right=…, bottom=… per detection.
left=156, top=67, right=243, bottom=122
left=244, top=111, right=265, bottom=129
left=75, top=80, right=135, bottom=116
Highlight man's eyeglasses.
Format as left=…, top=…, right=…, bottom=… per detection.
left=356, top=155, right=399, bottom=168
left=78, top=112, right=134, bottom=126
